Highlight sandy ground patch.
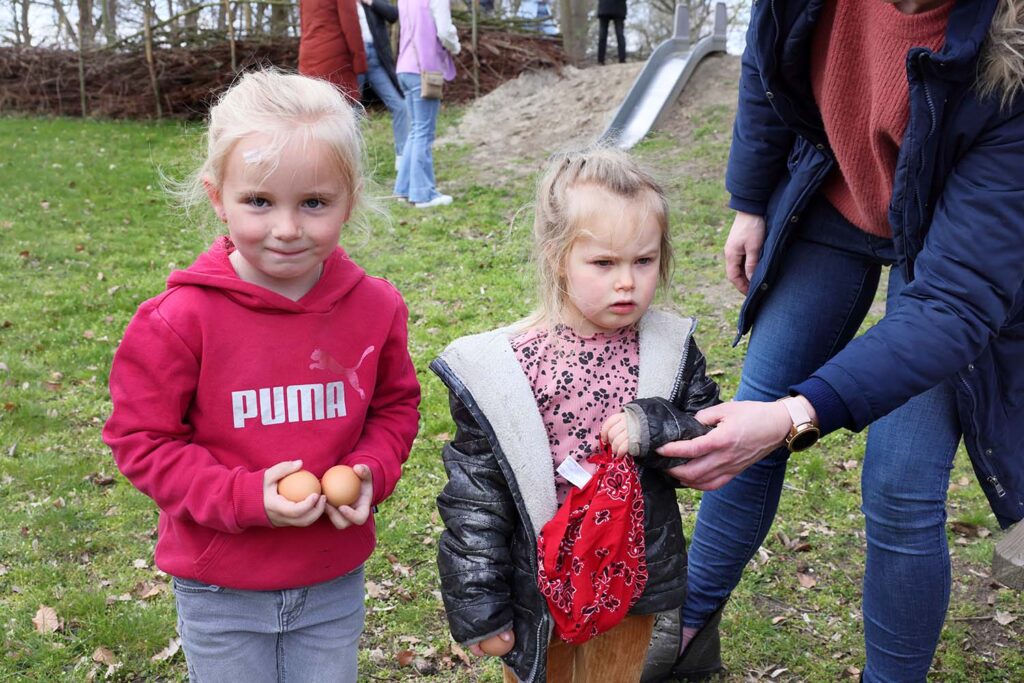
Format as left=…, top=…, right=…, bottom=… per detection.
left=439, top=54, right=740, bottom=184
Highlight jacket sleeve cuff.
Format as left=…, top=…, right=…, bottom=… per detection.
left=728, top=194, right=768, bottom=215
left=233, top=469, right=272, bottom=529
left=789, top=377, right=852, bottom=437
left=345, top=452, right=388, bottom=507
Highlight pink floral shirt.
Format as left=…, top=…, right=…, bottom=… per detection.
left=512, top=324, right=639, bottom=504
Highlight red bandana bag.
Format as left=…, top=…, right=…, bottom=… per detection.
left=536, top=444, right=648, bottom=644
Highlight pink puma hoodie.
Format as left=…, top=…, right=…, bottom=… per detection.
left=104, top=236, right=420, bottom=590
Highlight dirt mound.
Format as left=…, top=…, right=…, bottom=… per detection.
left=439, top=54, right=740, bottom=182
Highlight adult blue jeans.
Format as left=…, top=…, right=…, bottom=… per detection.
left=394, top=71, right=443, bottom=203
left=358, top=42, right=409, bottom=157
left=173, top=566, right=365, bottom=682
left=683, top=196, right=961, bottom=682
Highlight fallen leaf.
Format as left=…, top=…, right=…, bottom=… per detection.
left=450, top=642, right=472, bottom=666
left=771, top=668, right=789, bottom=678
left=134, top=581, right=166, bottom=599
left=771, top=615, right=788, bottom=625
left=365, top=580, right=386, bottom=599
left=92, top=647, right=116, bottom=665
left=150, top=637, right=181, bottom=662
left=950, top=520, right=980, bottom=537
left=994, top=611, right=1018, bottom=626
left=83, top=330, right=95, bottom=339
left=433, top=432, right=451, bottom=441
left=845, top=666, right=862, bottom=678
left=132, top=559, right=148, bottom=569
left=797, top=571, right=818, bottom=589
left=88, top=472, right=115, bottom=487
left=396, top=649, right=415, bottom=667
left=32, top=605, right=62, bottom=634
left=40, top=201, right=50, bottom=211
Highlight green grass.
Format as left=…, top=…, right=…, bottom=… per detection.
left=1, top=107, right=1021, bottom=682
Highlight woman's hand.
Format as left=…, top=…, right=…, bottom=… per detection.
left=657, top=400, right=793, bottom=490
left=264, top=460, right=326, bottom=527
left=324, top=464, right=374, bottom=529
left=599, top=411, right=630, bottom=456
left=724, top=211, right=766, bottom=294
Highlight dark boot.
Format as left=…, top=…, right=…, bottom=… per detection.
left=641, top=603, right=726, bottom=682
left=669, top=602, right=726, bottom=681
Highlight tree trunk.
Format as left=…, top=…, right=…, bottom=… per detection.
left=557, top=0, right=589, bottom=63
left=20, top=0, right=34, bottom=46
left=52, top=0, right=80, bottom=45
left=102, top=0, right=118, bottom=44
left=270, top=1, right=289, bottom=37
left=75, top=0, right=98, bottom=49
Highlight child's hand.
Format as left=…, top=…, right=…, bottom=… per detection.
left=468, top=630, right=515, bottom=657
left=324, top=464, right=374, bottom=529
left=600, top=411, right=630, bottom=457
left=264, top=460, right=326, bottom=527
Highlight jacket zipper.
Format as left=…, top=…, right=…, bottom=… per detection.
left=958, top=373, right=1006, bottom=498
left=668, top=319, right=697, bottom=403
left=905, top=53, right=938, bottom=258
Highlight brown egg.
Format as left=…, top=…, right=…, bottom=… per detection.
left=277, top=470, right=321, bottom=502
left=321, top=465, right=362, bottom=507
left=479, top=633, right=514, bottom=656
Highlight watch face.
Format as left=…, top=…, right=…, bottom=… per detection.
left=789, top=427, right=820, bottom=452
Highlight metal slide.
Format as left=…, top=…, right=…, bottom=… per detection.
left=597, top=2, right=728, bottom=149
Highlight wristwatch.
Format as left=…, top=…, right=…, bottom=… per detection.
left=781, top=396, right=820, bottom=452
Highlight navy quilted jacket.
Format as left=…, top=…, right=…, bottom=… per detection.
left=727, top=0, right=1024, bottom=525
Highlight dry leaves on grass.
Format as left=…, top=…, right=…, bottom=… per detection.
left=994, top=610, right=1018, bottom=626
left=32, top=604, right=62, bottom=634
left=150, top=637, right=181, bottom=662
left=796, top=571, right=818, bottom=589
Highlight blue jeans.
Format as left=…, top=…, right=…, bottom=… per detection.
left=173, top=566, right=365, bottom=682
left=358, top=43, right=408, bottom=157
left=394, top=72, right=443, bottom=203
left=684, top=197, right=961, bottom=682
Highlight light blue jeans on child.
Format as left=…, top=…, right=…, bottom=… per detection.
left=358, top=42, right=409, bottom=158
left=682, top=196, right=962, bottom=682
left=394, top=71, right=443, bottom=203
left=173, top=565, right=365, bottom=682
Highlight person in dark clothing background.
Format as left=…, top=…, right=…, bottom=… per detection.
left=356, top=0, right=408, bottom=169
left=596, top=0, right=627, bottom=65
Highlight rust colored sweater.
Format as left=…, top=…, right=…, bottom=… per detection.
left=811, top=0, right=952, bottom=236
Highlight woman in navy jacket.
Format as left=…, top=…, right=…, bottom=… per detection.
left=654, top=1, right=1024, bottom=681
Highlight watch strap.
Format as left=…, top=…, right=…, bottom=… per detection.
left=781, top=396, right=814, bottom=428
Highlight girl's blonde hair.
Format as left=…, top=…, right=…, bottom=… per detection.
left=528, top=147, right=673, bottom=328
left=177, top=69, right=365, bottom=224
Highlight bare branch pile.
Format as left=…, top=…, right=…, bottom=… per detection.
left=0, top=25, right=566, bottom=120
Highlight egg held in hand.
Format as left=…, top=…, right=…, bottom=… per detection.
left=321, top=465, right=362, bottom=507
left=277, top=470, right=322, bottom=502
left=479, top=632, right=514, bottom=656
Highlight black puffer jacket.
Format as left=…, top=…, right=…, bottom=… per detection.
left=431, top=311, right=719, bottom=682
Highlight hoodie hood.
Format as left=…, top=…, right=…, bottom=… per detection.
left=166, top=236, right=366, bottom=314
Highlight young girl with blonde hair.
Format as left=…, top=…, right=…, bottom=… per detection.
left=104, top=69, right=420, bottom=681
left=432, top=147, right=720, bottom=682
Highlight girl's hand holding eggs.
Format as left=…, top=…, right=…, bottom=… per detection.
left=323, top=464, right=374, bottom=530
left=264, top=461, right=373, bottom=529
left=264, top=460, right=326, bottom=527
